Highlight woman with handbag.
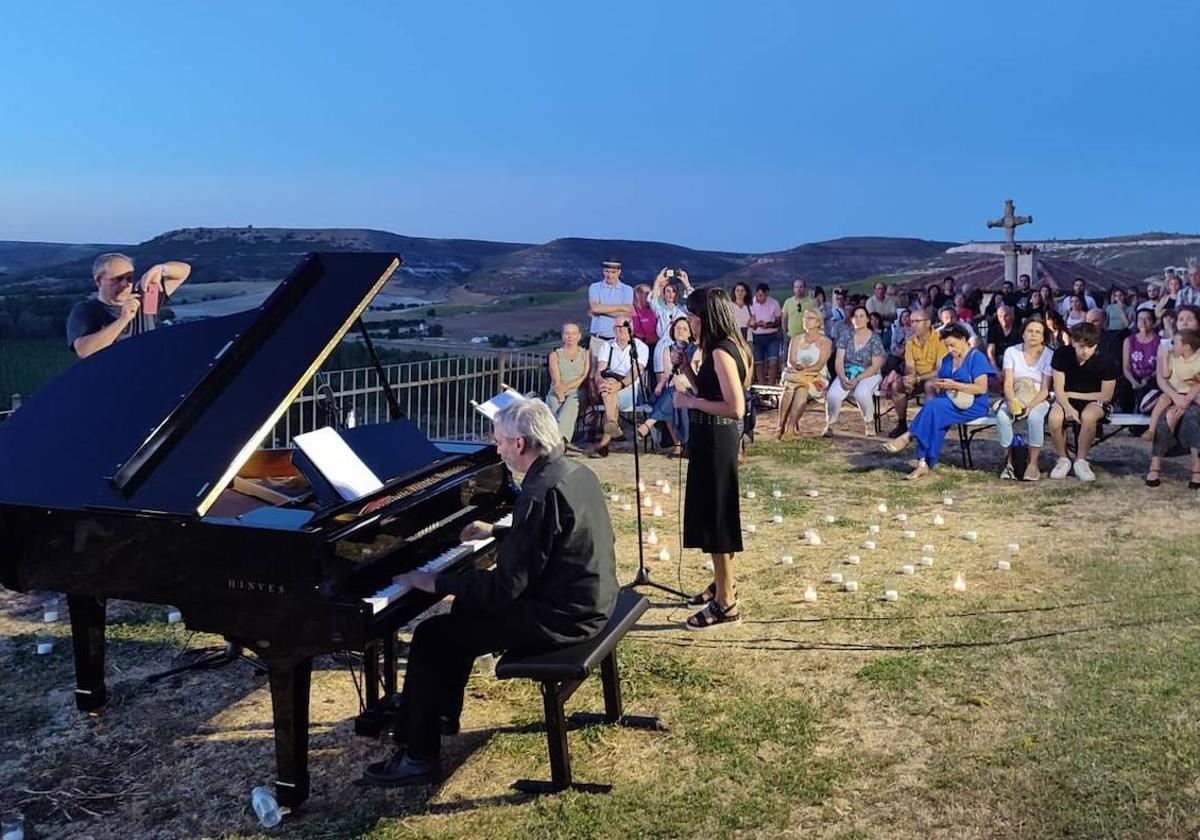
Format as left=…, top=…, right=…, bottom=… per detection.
left=994, top=317, right=1054, bottom=480
left=882, top=323, right=994, bottom=480
left=637, top=316, right=695, bottom=456
left=777, top=309, right=832, bottom=439
left=671, top=287, right=752, bottom=630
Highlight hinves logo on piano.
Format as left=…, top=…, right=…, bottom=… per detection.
left=227, top=579, right=287, bottom=595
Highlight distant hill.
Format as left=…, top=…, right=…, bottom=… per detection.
left=0, top=241, right=127, bottom=277
left=0, top=227, right=961, bottom=298
left=933, top=232, right=1200, bottom=279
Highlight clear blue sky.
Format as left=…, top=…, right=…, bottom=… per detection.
left=2, top=0, right=1197, bottom=252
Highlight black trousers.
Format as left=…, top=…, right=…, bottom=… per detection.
left=393, top=605, right=548, bottom=757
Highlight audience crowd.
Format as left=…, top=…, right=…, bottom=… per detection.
left=547, top=259, right=1200, bottom=488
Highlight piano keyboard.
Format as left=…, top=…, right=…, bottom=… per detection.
left=364, top=513, right=513, bottom=614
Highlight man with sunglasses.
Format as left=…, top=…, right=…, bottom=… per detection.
left=67, top=252, right=191, bottom=359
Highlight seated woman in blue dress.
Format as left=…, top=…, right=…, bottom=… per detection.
left=636, top=316, right=694, bottom=456
left=881, top=323, right=994, bottom=480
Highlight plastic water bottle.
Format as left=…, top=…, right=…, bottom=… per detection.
left=250, top=786, right=282, bottom=828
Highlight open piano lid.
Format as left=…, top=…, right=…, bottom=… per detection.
left=0, top=252, right=399, bottom=517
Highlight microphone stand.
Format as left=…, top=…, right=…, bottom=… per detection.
left=620, top=336, right=688, bottom=601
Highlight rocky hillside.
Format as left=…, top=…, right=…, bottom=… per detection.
left=0, top=227, right=961, bottom=297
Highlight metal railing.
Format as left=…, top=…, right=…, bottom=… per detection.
left=0, top=353, right=550, bottom=444
left=267, top=351, right=549, bottom=447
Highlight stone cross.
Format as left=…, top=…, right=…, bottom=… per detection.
left=987, top=199, right=1033, bottom=284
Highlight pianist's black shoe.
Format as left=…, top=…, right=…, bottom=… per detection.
left=363, top=748, right=441, bottom=788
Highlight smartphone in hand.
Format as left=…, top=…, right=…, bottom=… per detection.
left=141, top=284, right=161, bottom=316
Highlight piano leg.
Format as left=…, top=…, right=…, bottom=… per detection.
left=66, top=594, right=107, bottom=712
left=266, top=655, right=313, bottom=809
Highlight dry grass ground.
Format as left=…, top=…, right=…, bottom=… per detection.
left=3, top=405, right=1200, bottom=838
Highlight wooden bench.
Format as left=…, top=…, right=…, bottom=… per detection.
left=955, top=412, right=1150, bottom=469
left=494, top=590, right=660, bottom=793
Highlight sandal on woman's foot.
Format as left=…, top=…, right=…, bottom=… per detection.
left=635, top=421, right=653, bottom=439
left=1189, top=470, right=1200, bottom=490
left=685, top=600, right=741, bottom=631
left=1144, top=469, right=1161, bottom=487
left=670, top=443, right=683, bottom=458
left=905, top=459, right=931, bottom=481
left=882, top=432, right=910, bottom=454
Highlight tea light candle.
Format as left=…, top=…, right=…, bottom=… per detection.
left=920, top=555, right=934, bottom=567
left=620, top=503, right=632, bottom=512
left=772, top=488, right=784, bottom=499
left=868, top=523, right=881, bottom=534
left=806, top=530, right=822, bottom=546
left=997, top=559, right=1011, bottom=571
left=864, top=540, right=877, bottom=550
left=609, top=492, right=619, bottom=502
left=882, top=588, right=899, bottom=602
left=643, top=497, right=654, bottom=510
left=780, top=554, right=794, bottom=566
left=823, top=514, right=836, bottom=524
left=828, top=571, right=844, bottom=585
left=704, top=559, right=715, bottom=572
left=953, top=572, right=967, bottom=592
left=638, top=480, right=646, bottom=493
left=658, top=548, right=670, bottom=562
left=843, top=580, right=860, bottom=592
left=653, top=506, right=664, bottom=518
left=942, top=495, right=954, bottom=507
left=166, top=608, right=182, bottom=625
left=933, top=514, right=946, bottom=527
left=922, top=543, right=936, bottom=554
left=895, top=513, right=908, bottom=523
left=845, top=554, right=861, bottom=565
left=877, top=502, right=889, bottom=514
left=803, top=584, right=818, bottom=602
left=745, top=522, right=757, bottom=533
left=1007, top=542, right=1020, bottom=553
left=662, top=481, right=672, bottom=495
left=806, top=488, right=820, bottom=498
left=902, top=529, right=917, bottom=539
left=964, top=530, right=978, bottom=542
left=36, top=638, right=54, bottom=655
left=42, top=605, right=59, bottom=623
left=647, top=528, right=658, bottom=545
left=901, top=564, right=915, bottom=576
left=772, top=511, right=784, bottom=524
left=746, top=490, right=757, bottom=499
left=654, top=478, right=665, bottom=487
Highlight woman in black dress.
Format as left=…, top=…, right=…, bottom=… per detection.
left=671, top=287, right=753, bottom=630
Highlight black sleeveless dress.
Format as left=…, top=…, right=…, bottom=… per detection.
left=683, top=339, right=746, bottom=554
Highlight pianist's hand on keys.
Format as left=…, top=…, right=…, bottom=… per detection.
left=363, top=513, right=512, bottom=614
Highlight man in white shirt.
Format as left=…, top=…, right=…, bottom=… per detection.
left=588, top=320, right=649, bottom=458
left=587, top=259, right=634, bottom=340
left=1058, top=278, right=1097, bottom=316
left=1179, top=265, right=1200, bottom=308
left=866, top=282, right=897, bottom=325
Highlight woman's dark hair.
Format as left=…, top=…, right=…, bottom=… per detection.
left=1020, top=315, right=1047, bottom=340
left=731, top=281, right=751, bottom=303
left=868, top=311, right=884, bottom=331
left=686, top=287, right=752, bottom=382
left=813, top=285, right=826, bottom=302
left=1069, top=322, right=1101, bottom=347
left=849, top=304, right=869, bottom=323
left=939, top=323, right=972, bottom=344
left=669, top=315, right=692, bottom=342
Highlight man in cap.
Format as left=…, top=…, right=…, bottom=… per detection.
left=587, top=259, right=634, bottom=342
left=67, top=252, right=191, bottom=359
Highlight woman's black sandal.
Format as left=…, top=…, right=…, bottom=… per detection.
left=685, top=600, right=741, bottom=631
left=686, top=582, right=717, bottom=606
left=1145, top=469, right=1161, bottom=488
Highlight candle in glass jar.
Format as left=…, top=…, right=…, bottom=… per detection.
left=1007, top=542, right=1019, bottom=553
left=953, top=572, right=967, bottom=592
left=845, top=554, right=861, bottom=565
left=901, top=564, right=915, bottom=576
left=772, top=510, right=784, bottom=524
left=620, top=503, right=632, bottom=511
left=609, top=492, right=619, bottom=502
left=933, top=514, right=946, bottom=526
left=922, top=543, right=935, bottom=554
left=35, top=637, right=53, bottom=655
left=803, top=584, right=818, bottom=602
left=746, top=489, right=757, bottom=499
left=647, top=528, right=658, bottom=545
left=166, top=608, right=182, bottom=625
left=643, top=496, right=654, bottom=510
left=654, top=478, right=664, bottom=487
left=877, top=502, right=889, bottom=514
left=662, top=481, right=671, bottom=495
left=745, top=522, right=757, bottom=533
left=895, top=513, right=908, bottom=523
left=996, top=559, right=1011, bottom=571
left=704, top=558, right=715, bottom=572
left=806, top=488, right=820, bottom=498
left=920, top=555, right=934, bottom=567
left=882, top=588, right=899, bottom=602
left=964, top=530, right=978, bottom=542
left=772, top=488, right=784, bottom=499
left=902, top=529, right=917, bottom=539
left=828, top=571, right=844, bottom=585
left=658, top=548, right=670, bottom=562
left=42, top=603, right=59, bottom=623
left=843, top=579, right=859, bottom=592
left=780, top=554, right=794, bottom=566
left=653, top=506, right=663, bottom=518
left=823, top=514, right=836, bottom=524
left=864, top=540, right=877, bottom=550
left=806, top=530, right=822, bottom=546
left=868, top=522, right=881, bottom=534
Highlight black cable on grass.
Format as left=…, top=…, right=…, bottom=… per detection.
left=630, top=609, right=1200, bottom=653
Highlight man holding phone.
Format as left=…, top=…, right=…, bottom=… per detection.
left=67, top=252, right=191, bottom=359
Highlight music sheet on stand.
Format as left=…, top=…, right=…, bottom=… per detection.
left=293, top=427, right=384, bottom=501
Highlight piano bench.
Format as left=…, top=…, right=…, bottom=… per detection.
left=495, top=590, right=661, bottom=794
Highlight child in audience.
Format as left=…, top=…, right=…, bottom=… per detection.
left=1143, top=330, right=1200, bottom=442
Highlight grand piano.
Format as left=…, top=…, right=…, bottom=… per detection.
left=0, top=252, right=515, bottom=809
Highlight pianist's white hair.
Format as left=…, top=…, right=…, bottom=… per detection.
left=93, top=252, right=133, bottom=280
left=494, top=398, right=564, bottom=457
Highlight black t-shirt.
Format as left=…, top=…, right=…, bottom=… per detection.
left=66, top=296, right=157, bottom=352
left=986, top=320, right=1022, bottom=361
left=1051, top=344, right=1119, bottom=394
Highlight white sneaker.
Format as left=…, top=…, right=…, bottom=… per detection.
left=1073, top=459, right=1096, bottom=482
left=1049, top=457, right=1072, bottom=480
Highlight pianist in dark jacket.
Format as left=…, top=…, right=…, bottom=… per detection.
left=364, top=397, right=618, bottom=787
